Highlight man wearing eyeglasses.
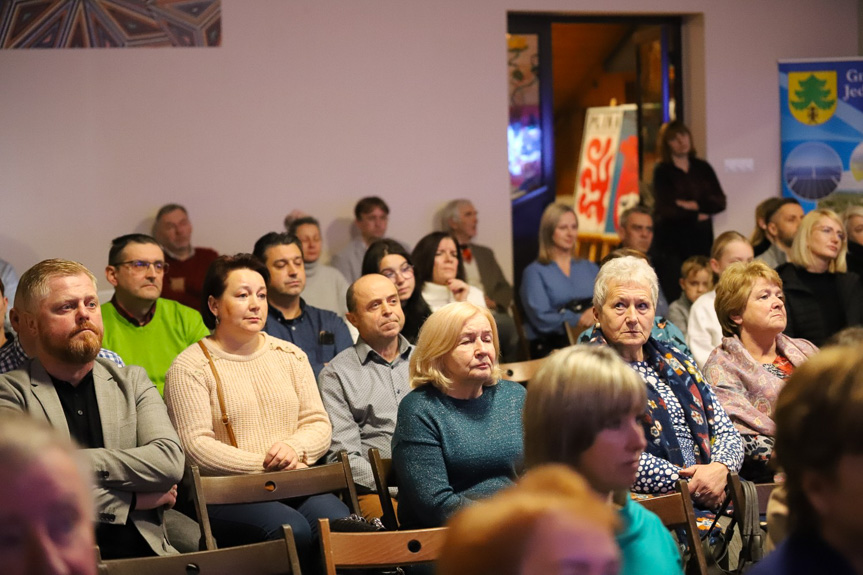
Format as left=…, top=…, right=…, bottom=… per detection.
left=102, top=234, right=209, bottom=395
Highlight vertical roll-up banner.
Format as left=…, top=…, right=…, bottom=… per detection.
left=779, top=58, right=863, bottom=211
left=574, top=104, right=640, bottom=233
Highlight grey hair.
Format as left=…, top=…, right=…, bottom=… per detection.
left=593, top=256, right=659, bottom=308
left=439, top=199, right=473, bottom=232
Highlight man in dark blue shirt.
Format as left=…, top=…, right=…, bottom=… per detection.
left=254, top=232, right=352, bottom=378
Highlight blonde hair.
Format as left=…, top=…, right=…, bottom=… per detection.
left=537, top=203, right=577, bottom=264
left=438, top=464, right=619, bottom=575
left=790, top=208, right=847, bottom=272
left=410, top=302, right=502, bottom=392
left=524, top=345, right=646, bottom=471
left=711, top=230, right=749, bottom=261
left=714, top=260, right=783, bottom=337
left=15, top=258, right=98, bottom=313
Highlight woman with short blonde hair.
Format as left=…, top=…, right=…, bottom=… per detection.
left=523, top=346, right=683, bottom=575
left=704, top=261, right=818, bottom=481
left=520, top=202, right=599, bottom=357
left=392, top=302, right=525, bottom=529
left=777, top=208, right=863, bottom=346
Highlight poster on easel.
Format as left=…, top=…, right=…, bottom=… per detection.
left=779, top=58, right=863, bottom=212
left=574, top=104, right=640, bottom=234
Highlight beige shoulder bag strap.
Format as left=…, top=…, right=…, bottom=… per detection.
left=198, top=340, right=238, bottom=448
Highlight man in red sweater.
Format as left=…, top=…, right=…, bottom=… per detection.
left=152, top=204, right=218, bottom=311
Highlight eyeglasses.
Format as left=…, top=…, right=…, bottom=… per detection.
left=111, top=260, right=169, bottom=272
left=814, top=226, right=846, bottom=241
left=380, top=263, right=414, bottom=281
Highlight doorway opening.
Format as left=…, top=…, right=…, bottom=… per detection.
left=508, top=13, right=683, bottom=292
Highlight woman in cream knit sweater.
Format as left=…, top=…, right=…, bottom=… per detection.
left=164, top=254, right=347, bottom=564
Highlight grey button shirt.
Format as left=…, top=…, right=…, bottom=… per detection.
left=318, top=334, right=413, bottom=493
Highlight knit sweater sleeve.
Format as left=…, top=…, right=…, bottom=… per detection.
left=164, top=345, right=267, bottom=474
left=280, top=346, right=332, bottom=465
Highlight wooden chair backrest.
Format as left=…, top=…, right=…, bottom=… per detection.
left=368, top=447, right=399, bottom=530
left=638, top=480, right=708, bottom=575
left=498, top=357, right=547, bottom=385
left=577, top=233, right=620, bottom=264
left=728, top=472, right=781, bottom=522
left=319, top=519, right=447, bottom=574
left=191, top=451, right=360, bottom=550
left=98, top=525, right=301, bottom=575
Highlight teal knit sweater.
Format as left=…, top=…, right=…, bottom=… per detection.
left=392, top=380, right=525, bottom=529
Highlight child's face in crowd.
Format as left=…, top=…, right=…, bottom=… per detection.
left=680, top=268, right=713, bottom=303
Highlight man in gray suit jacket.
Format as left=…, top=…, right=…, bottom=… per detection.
left=0, top=259, right=185, bottom=559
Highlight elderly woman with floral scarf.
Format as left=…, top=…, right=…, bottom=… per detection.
left=703, top=261, right=818, bottom=481
left=587, top=256, right=742, bottom=511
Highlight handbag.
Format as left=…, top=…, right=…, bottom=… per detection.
left=701, top=478, right=763, bottom=574
left=198, top=340, right=238, bottom=448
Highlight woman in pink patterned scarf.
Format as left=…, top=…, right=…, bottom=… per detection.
left=703, top=260, right=817, bottom=481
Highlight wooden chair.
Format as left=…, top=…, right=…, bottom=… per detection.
left=638, top=480, right=708, bottom=575
left=190, top=451, right=360, bottom=550
left=368, top=447, right=399, bottom=530
left=319, top=518, right=447, bottom=574
left=576, top=232, right=620, bottom=264
left=98, top=525, right=301, bottom=575
left=728, top=473, right=780, bottom=520
left=564, top=322, right=581, bottom=345
left=499, top=357, right=547, bottom=385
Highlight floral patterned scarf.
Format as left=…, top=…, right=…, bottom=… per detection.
left=588, top=326, right=718, bottom=467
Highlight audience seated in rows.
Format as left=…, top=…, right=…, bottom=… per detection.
left=392, top=302, right=525, bottom=529
left=438, top=465, right=621, bottom=575
left=755, top=198, right=803, bottom=269
left=777, top=208, right=863, bottom=347
left=616, top=205, right=670, bottom=317
left=524, top=345, right=684, bottom=575
left=318, top=274, right=413, bottom=520
left=688, top=231, right=755, bottom=367
left=253, top=232, right=352, bottom=378
left=0, top=414, right=99, bottom=575
left=585, top=256, right=743, bottom=515
left=362, top=238, right=431, bottom=344
left=750, top=345, right=863, bottom=575
left=703, top=260, right=818, bottom=481
left=102, top=234, right=209, bottom=395
left=286, top=214, right=350, bottom=317
left=0, top=259, right=190, bottom=559
left=666, top=255, right=713, bottom=338
left=164, top=254, right=347, bottom=571
left=153, top=203, right=219, bottom=310
left=520, top=203, right=598, bottom=358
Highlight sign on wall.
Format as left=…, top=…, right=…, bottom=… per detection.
left=574, top=104, right=640, bottom=234
left=779, top=58, right=863, bottom=211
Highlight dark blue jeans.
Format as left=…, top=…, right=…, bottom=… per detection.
left=208, top=493, right=349, bottom=569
